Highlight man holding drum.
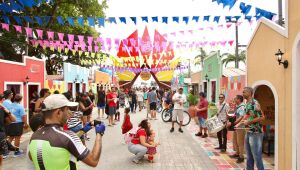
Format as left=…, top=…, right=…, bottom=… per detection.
left=216, top=94, right=230, bottom=153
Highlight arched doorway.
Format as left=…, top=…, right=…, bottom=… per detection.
left=292, top=32, right=300, bottom=170
left=253, top=82, right=278, bottom=169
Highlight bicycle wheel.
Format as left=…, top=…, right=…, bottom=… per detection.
left=161, top=109, right=172, bottom=122
left=177, top=111, right=191, bottom=126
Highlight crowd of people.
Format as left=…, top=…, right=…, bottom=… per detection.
left=0, top=84, right=265, bottom=169
left=193, top=87, right=265, bottom=170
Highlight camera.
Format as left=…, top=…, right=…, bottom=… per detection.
left=94, top=119, right=102, bottom=126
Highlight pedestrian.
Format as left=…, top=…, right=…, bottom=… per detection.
left=0, top=94, right=16, bottom=166
left=6, top=94, right=29, bottom=157
left=29, top=91, right=39, bottom=118
left=88, top=89, right=95, bottom=105
left=229, top=95, right=246, bottom=163
left=34, top=88, right=50, bottom=114
left=136, top=89, right=144, bottom=112
left=129, top=90, right=137, bottom=113
left=106, top=87, right=118, bottom=126
left=170, top=87, right=186, bottom=133
left=147, top=129, right=159, bottom=163
left=79, top=93, right=93, bottom=140
left=115, top=88, right=120, bottom=121
left=2, top=90, right=13, bottom=111
left=241, top=87, right=265, bottom=170
left=144, top=89, right=150, bottom=119
left=148, top=87, right=158, bottom=120
left=195, top=92, right=209, bottom=138
left=97, top=86, right=106, bottom=119
left=128, top=119, right=157, bottom=164
left=216, top=94, right=230, bottom=152
left=28, top=94, right=106, bottom=169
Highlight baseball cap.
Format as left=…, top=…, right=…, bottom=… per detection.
left=43, top=94, right=78, bottom=111
left=178, top=87, right=183, bottom=90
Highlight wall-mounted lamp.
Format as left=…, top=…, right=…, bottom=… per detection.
left=205, top=74, right=210, bottom=82
left=24, top=76, right=30, bottom=85
left=275, top=49, right=288, bottom=69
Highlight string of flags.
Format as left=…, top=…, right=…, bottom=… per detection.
left=0, top=22, right=236, bottom=55
left=1, top=14, right=273, bottom=27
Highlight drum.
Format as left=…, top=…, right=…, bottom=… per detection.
left=205, top=116, right=225, bottom=134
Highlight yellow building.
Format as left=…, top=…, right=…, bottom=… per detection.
left=247, top=0, right=299, bottom=169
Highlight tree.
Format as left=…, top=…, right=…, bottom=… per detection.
left=0, top=0, right=108, bottom=75
left=221, top=50, right=246, bottom=68
left=194, top=48, right=207, bottom=66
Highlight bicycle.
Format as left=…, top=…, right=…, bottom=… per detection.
left=161, top=106, right=191, bottom=126
left=156, top=100, right=163, bottom=113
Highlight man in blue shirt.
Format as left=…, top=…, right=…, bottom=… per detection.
left=2, top=90, right=13, bottom=110
left=147, top=87, right=157, bottom=120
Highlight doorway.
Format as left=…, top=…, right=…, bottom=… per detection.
left=75, top=83, right=80, bottom=93
left=203, top=82, right=207, bottom=96
left=211, top=81, right=216, bottom=103
left=28, top=84, right=39, bottom=119
left=254, top=84, right=276, bottom=167
left=5, top=83, right=22, bottom=102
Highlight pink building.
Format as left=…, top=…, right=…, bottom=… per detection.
left=0, top=56, right=45, bottom=115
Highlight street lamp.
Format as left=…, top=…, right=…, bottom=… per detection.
left=205, top=74, right=210, bottom=82
left=275, top=49, right=288, bottom=68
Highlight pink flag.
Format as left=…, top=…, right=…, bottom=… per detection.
left=220, top=41, right=227, bottom=47
left=163, top=34, right=168, bottom=38
left=114, top=39, right=120, bottom=46
left=1, top=23, right=9, bottom=31
left=228, top=40, right=234, bottom=46
left=13, top=25, right=22, bottom=33
left=106, top=38, right=112, bottom=46
left=198, top=28, right=204, bottom=31
left=74, top=41, right=79, bottom=45
left=36, top=29, right=43, bottom=39
left=57, top=33, right=64, bottom=42
left=171, top=32, right=176, bottom=36
left=208, top=27, right=214, bottom=31
left=38, top=40, right=43, bottom=47
left=226, top=24, right=232, bottom=28
left=88, top=46, right=92, bottom=52
left=123, top=39, right=128, bottom=46
left=47, top=31, right=54, bottom=40
left=43, top=40, right=50, bottom=48
left=95, top=46, right=99, bottom=52
left=188, top=30, right=193, bottom=34
left=25, top=27, right=33, bottom=37
left=180, top=31, right=185, bottom=35
left=78, top=35, right=84, bottom=42
left=68, top=34, right=74, bottom=43
left=218, top=24, right=224, bottom=28
left=74, top=45, right=79, bottom=51
left=101, top=44, right=106, bottom=51
left=88, top=36, right=93, bottom=46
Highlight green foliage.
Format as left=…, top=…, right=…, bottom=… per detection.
left=221, top=50, right=246, bottom=68
left=194, top=48, right=207, bottom=65
left=187, top=93, right=198, bottom=106
left=0, top=0, right=108, bottom=75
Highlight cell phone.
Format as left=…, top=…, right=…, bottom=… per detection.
left=94, top=119, right=102, bottom=126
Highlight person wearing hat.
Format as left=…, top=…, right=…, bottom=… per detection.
left=28, top=94, right=106, bottom=169
left=170, top=87, right=186, bottom=133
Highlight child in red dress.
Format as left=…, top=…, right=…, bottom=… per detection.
left=122, top=108, right=133, bottom=143
left=147, top=130, right=159, bottom=163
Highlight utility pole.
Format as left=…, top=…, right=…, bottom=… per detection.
left=226, top=20, right=239, bottom=68
left=278, top=0, right=283, bottom=26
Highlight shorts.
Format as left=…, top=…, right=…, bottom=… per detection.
left=5, top=122, right=24, bottom=136
left=69, top=124, right=83, bottom=133
left=149, top=102, right=157, bottom=111
left=172, top=109, right=183, bottom=122
left=83, top=111, right=92, bottom=116
left=198, top=117, right=207, bottom=128
left=109, top=106, right=116, bottom=116
left=97, top=103, right=105, bottom=109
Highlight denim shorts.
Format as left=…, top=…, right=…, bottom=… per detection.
left=70, top=124, right=83, bottom=133
left=198, top=117, right=207, bottom=128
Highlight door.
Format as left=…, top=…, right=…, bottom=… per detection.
left=203, top=82, right=207, bottom=95
left=211, top=81, right=216, bottom=103
left=28, top=85, right=39, bottom=119
left=76, top=83, right=80, bottom=93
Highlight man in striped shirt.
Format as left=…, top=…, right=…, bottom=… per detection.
left=28, top=94, right=106, bottom=169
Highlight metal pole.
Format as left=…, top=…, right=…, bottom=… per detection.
left=188, top=59, right=191, bottom=78
left=278, top=0, right=283, bottom=26
left=235, top=22, right=239, bottom=68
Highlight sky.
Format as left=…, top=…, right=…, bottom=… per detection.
left=96, top=0, right=280, bottom=81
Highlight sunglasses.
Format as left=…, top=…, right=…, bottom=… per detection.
left=219, top=97, right=224, bottom=99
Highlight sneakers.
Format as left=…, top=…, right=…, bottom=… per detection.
left=132, top=159, right=140, bottom=164
left=178, top=128, right=183, bottom=133
left=195, top=132, right=202, bottom=136
left=170, top=127, right=174, bottom=133
left=13, top=150, right=23, bottom=157
left=202, top=133, right=208, bottom=138
left=229, top=154, right=239, bottom=158
left=236, top=157, right=244, bottom=163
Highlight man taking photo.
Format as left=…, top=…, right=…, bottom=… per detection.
left=28, top=94, right=106, bottom=169
left=170, top=87, right=186, bottom=133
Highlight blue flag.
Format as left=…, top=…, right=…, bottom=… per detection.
left=77, top=17, right=84, bottom=26
left=67, top=17, right=74, bottom=26
left=88, top=17, right=95, bottom=26
left=141, top=16, right=148, bottom=23
left=119, top=17, right=126, bottom=24
left=57, top=16, right=64, bottom=25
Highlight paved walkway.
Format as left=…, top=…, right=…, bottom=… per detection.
left=3, top=107, right=217, bottom=170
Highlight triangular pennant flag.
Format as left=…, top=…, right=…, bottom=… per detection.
left=141, top=16, right=148, bottom=23
left=213, top=16, right=220, bottom=23
left=34, top=16, right=43, bottom=26
left=108, top=17, right=117, bottom=24
left=13, top=16, right=22, bottom=25
left=162, top=17, right=168, bottom=24
left=98, top=17, right=105, bottom=27
left=67, top=17, right=74, bottom=26
left=77, top=16, right=84, bottom=26
left=130, top=17, right=137, bottom=25
left=172, top=16, right=179, bottom=23
left=88, top=17, right=95, bottom=26
left=192, top=16, right=199, bottom=22
left=25, top=27, right=33, bottom=37
left=47, top=31, right=54, bottom=40
left=56, top=16, right=64, bottom=25
left=58, top=32, right=64, bottom=41
left=13, top=25, right=22, bottom=33
left=182, top=16, right=189, bottom=24
left=119, top=17, right=126, bottom=24
left=152, top=17, right=158, bottom=22
left=203, top=16, right=210, bottom=21
left=36, top=29, right=43, bottom=39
